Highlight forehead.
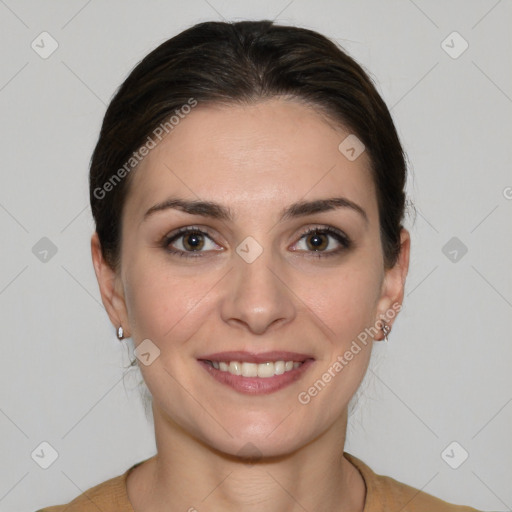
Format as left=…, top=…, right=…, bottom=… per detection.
left=124, top=98, right=377, bottom=223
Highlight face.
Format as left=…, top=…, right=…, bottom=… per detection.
left=93, top=97, right=409, bottom=457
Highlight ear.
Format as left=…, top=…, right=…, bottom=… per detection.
left=374, top=228, right=410, bottom=340
left=91, top=232, right=130, bottom=338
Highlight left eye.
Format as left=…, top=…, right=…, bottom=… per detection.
left=292, top=228, right=350, bottom=254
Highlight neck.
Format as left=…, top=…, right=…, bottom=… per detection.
left=127, top=406, right=366, bottom=512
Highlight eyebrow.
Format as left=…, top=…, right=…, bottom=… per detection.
left=143, top=196, right=368, bottom=225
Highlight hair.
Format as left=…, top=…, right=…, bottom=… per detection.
left=89, top=19, right=409, bottom=274
left=89, top=20, right=410, bottom=417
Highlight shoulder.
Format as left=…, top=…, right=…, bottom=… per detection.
left=35, top=473, right=127, bottom=512
left=34, top=458, right=149, bottom=512
left=343, top=452, right=484, bottom=512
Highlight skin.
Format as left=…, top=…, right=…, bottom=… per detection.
left=91, top=97, right=410, bottom=512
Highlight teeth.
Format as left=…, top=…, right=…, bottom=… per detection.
left=229, top=361, right=242, bottom=375
left=274, top=361, right=285, bottom=375
left=208, top=360, right=303, bottom=378
left=242, top=362, right=258, bottom=377
left=257, top=362, right=274, bottom=378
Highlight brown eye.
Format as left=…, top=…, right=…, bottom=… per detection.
left=305, top=232, right=329, bottom=251
left=162, top=227, right=222, bottom=258
left=182, top=232, right=205, bottom=251
left=292, top=226, right=351, bottom=258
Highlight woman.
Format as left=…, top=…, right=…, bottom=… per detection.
left=37, top=20, right=482, bottom=512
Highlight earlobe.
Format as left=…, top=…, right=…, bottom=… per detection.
left=90, top=232, right=130, bottom=338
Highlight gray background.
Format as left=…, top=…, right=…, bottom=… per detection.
left=0, top=1, right=511, bottom=510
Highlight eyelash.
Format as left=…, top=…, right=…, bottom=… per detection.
left=161, top=225, right=352, bottom=259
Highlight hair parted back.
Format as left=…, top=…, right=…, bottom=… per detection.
left=90, top=19, right=408, bottom=272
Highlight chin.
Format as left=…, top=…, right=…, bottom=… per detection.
left=193, top=415, right=312, bottom=461
left=208, top=432, right=305, bottom=461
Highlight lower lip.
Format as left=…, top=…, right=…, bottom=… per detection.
left=197, top=359, right=315, bottom=395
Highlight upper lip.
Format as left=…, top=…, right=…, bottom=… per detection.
left=198, top=351, right=315, bottom=364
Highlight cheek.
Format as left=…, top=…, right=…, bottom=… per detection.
left=303, top=263, right=382, bottom=345
left=123, top=257, right=219, bottom=348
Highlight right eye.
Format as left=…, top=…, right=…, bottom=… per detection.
left=162, top=227, right=223, bottom=257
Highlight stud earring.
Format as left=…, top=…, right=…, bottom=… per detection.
left=381, top=322, right=391, bottom=342
left=117, top=326, right=124, bottom=341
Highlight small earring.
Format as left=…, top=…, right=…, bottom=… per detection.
left=381, top=322, right=391, bottom=342
left=117, top=326, right=124, bottom=341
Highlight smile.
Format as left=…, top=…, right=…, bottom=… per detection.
left=197, top=351, right=315, bottom=395
left=204, top=360, right=302, bottom=378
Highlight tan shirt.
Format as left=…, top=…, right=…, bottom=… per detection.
left=36, top=452, right=482, bottom=511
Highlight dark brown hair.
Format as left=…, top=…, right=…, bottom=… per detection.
left=90, top=20, right=408, bottom=270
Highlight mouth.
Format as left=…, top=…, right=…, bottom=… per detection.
left=197, top=351, right=315, bottom=394
left=202, top=359, right=305, bottom=377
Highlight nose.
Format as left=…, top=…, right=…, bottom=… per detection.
left=220, top=245, right=297, bottom=335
